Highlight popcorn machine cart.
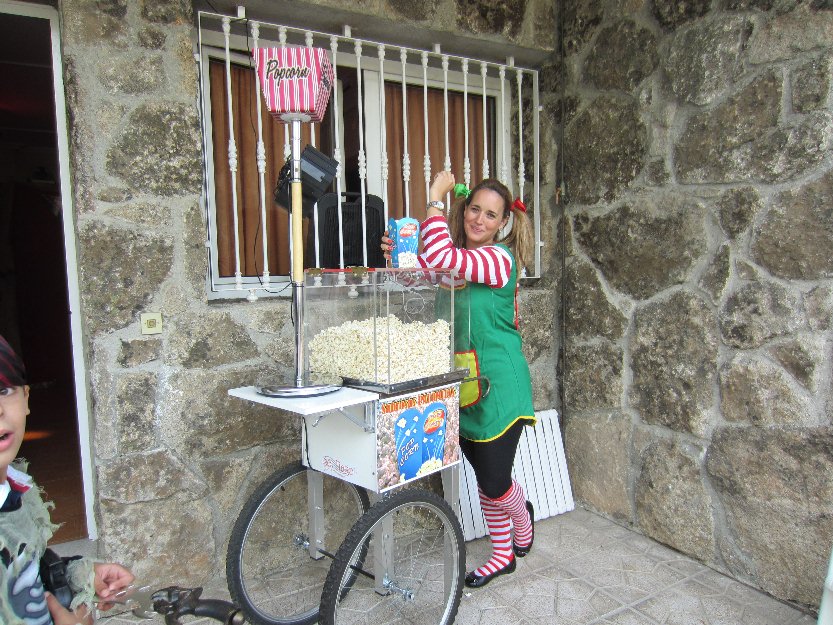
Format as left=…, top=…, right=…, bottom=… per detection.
left=228, top=268, right=468, bottom=625
left=226, top=46, right=467, bottom=625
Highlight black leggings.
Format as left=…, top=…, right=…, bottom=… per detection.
left=459, top=421, right=524, bottom=499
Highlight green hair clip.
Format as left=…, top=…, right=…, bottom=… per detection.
left=453, top=183, right=471, bottom=199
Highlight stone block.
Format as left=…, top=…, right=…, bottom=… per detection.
left=114, top=371, right=158, bottom=453
left=706, top=426, right=833, bottom=605
left=565, top=95, right=647, bottom=203
left=747, top=4, right=833, bottom=64
left=806, top=285, right=833, bottom=331
left=719, top=279, right=802, bottom=348
left=574, top=197, right=707, bottom=300
left=563, top=258, right=627, bottom=341
left=697, top=243, right=730, bottom=305
left=564, top=410, right=632, bottom=521
left=565, top=340, right=623, bottom=410
left=663, top=16, right=751, bottom=105
left=716, top=186, right=761, bottom=239
left=139, top=27, right=167, bottom=49
left=751, top=170, right=833, bottom=280
left=584, top=20, right=658, bottom=92
left=200, top=454, right=254, bottom=516
left=386, top=0, right=437, bottom=20
left=651, top=0, right=710, bottom=30
left=77, top=221, right=173, bottom=334
left=61, top=0, right=128, bottom=45
left=98, top=448, right=206, bottom=503
left=454, top=0, right=526, bottom=39
left=159, top=367, right=299, bottom=460
left=105, top=201, right=172, bottom=227
left=562, top=0, right=604, bottom=54
left=768, top=334, right=828, bottom=391
left=106, top=102, right=202, bottom=196
left=118, top=338, right=162, bottom=367
left=140, top=0, right=191, bottom=24
left=528, top=355, right=556, bottom=411
left=99, top=495, right=215, bottom=587
left=636, top=439, right=715, bottom=559
left=792, top=54, right=831, bottom=113
left=166, top=312, right=258, bottom=368
left=720, top=355, right=818, bottom=426
left=519, top=287, right=554, bottom=362
left=99, top=54, right=165, bottom=95
left=630, top=290, right=718, bottom=436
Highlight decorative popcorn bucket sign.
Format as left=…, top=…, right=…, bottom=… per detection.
left=253, top=46, right=334, bottom=122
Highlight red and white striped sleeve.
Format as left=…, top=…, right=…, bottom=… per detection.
left=417, top=215, right=513, bottom=287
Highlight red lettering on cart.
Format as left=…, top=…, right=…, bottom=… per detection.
left=417, top=387, right=455, bottom=406
left=322, top=456, right=355, bottom=477
left=265, top=61, right=312, bottom=81
left=381, top=397, right=418, bottom=414
left=424, top=409, right=445, bottom=434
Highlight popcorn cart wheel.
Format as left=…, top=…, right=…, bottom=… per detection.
left=226, top=463, right=370, bottom=625
left=319, top=488, right=465, bottom=625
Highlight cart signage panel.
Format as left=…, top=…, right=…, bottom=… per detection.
left=376, top=383, right=460, bottom=491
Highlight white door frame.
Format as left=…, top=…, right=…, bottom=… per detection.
left=1, top=0, right=97, bottom=538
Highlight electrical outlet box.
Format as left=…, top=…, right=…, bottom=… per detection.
left=140, top=312, right=163, bottom=335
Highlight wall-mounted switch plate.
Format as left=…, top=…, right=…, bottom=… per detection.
left=140, top=312, right=163, bottom=335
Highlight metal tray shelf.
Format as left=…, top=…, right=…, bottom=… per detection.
left=342, top=368, right=468, bottom=397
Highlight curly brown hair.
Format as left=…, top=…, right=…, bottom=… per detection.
left=446, top=178, right=534, bottom=272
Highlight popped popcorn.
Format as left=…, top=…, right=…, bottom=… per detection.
left=308, top=315, right=451, bottom=384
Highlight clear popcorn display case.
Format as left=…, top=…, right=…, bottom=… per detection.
left=302, top=267, right=466, bottom=395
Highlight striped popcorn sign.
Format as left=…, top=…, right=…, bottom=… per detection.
left=252, top=46, right=334, bottom=122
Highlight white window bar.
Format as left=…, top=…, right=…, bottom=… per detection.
left=441, top=52, right=451, bottom=177
left=355, top=39, right=369, bottom=267
left=462, top=58, right=470, bottom=188
left=499, top=64, right=508, bottom=185
left=400, top=47, right=411, bottom=218
left=378, top=44, right=389, bottom=223
left=279, top=26, right=290, bottom=160
left=222, top=17, right=243, bottom=290
left=481, top=61, right=490, bottom=179
left=330, top=34, right=346, bottom=268
left=421, top=51, right=430, bottom=199
left=251, top=20, right=270, bottom=287
left=305, top=30, right=316, bottom=148
left=516, top=67, right=525, bottom=205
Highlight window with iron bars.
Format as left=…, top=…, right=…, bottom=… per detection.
left=196, top=12, right=542, bottom=300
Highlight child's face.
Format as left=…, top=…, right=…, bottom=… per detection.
left=0, top=384, right=29, bottom=480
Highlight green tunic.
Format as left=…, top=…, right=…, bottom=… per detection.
left=454, top=244, right=535, bottom=442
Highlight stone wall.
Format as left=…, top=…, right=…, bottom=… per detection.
left=558, top=0, right=833, bottom=609
left=57, top=0, right=558, bottom=587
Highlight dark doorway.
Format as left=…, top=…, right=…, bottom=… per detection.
left=0, top=9, right=86, bottom=543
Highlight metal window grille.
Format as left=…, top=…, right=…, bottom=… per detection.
left=196, top=11, right=542, bottom=300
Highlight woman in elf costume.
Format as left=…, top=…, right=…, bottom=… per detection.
left=384, top=171, right=536, bottom=588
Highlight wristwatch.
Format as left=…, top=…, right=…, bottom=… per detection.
left=427, top=200, right=445, bottom=212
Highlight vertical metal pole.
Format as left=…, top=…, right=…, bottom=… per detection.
left=307, top=468, right=325, bottom=560
left=290, top=118, right=305, bottom=387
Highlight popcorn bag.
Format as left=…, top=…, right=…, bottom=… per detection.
left=252, top=46, right=334, bottom=121
left=387, top=217, right=420, bottom=268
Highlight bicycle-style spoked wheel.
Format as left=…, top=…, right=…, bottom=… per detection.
left=319, top=489, right=465, bottom=625
left=227, top=463, right=370, bottom=625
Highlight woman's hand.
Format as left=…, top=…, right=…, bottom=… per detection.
left=429, top=171, right=455, bottom=203
left=46, top=592, right=93, bottom=625
left=381, top=231, right=393, bottom=265
left=94, top=562, right=134, bottom=610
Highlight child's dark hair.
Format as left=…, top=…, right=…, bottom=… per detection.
left=446, top=178, right=534, bottom=271
left=0, top=335, right=27, bottom=387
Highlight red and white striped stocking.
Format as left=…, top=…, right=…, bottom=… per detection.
left=496, top=479, right=532, bottom=549
left=473, top=488, right=515, bottom=577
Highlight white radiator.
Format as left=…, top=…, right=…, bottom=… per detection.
left=457, top=409, right=574, bottom=542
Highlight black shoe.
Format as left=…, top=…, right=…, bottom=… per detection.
left=513, top=500, right=535, bottom=557
left=464, top=556, right=516, bottom=588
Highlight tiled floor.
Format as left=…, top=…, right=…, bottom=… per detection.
left=95, top=507, right=816, bottom=625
